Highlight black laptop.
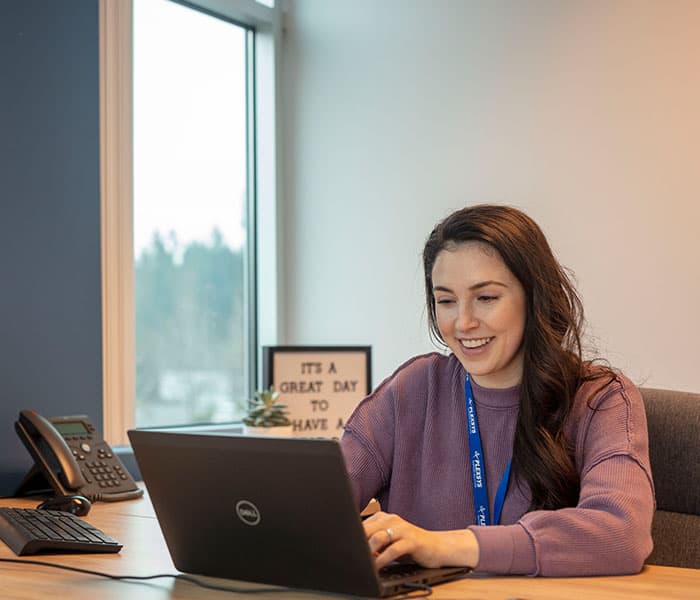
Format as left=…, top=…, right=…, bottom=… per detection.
left=128, top=430, right=470, bottom=597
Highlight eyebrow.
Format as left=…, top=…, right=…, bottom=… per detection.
left=433, top=280, right=508, bottom=293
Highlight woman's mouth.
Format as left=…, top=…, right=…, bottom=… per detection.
left=459, top=337, right=494, bottom=350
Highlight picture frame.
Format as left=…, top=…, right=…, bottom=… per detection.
left=262, top=346, right=372, bottom=438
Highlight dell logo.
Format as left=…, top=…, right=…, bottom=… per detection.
left=235, top=500, right=261, bottom=526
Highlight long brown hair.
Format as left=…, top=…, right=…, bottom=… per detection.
left=423, top=204, right=602, bottom=510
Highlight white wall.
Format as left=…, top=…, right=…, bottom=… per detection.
left=280, top=0, right=700, bottom=393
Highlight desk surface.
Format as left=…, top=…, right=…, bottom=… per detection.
left=1, top=493, right=698, bottom=600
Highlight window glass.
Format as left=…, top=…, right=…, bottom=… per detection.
left=133, top=0, right=251, bottom=427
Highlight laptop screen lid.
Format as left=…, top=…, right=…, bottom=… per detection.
left=128, top=430, right=468, bottom=597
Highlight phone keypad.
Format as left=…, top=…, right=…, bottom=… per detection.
left=62, top=431, right=133, bottom=490
left=81, top=460, right=129, bottom=487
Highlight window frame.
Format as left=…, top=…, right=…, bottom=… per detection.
left=99, top=0, right=283, bottom=445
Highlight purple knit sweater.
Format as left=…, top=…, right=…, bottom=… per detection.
left=340, top=352, right=655, bottom=576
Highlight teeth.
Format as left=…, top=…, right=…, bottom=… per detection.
left=460, top=337, right=492, bottom=349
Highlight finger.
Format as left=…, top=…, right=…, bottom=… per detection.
left=362, top=510, right=388, bottom=526
left=367, top=526, right=395, bottom=554
left=375, top=538, right=414, bottom=569
left=362, top=511, right=393, bottom=538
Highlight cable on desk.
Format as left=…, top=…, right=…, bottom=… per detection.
left=0, top=557, right=433, bottom=597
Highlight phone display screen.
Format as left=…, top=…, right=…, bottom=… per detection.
left=53, top=421, right=89, bottom=435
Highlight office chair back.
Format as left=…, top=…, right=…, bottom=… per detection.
left=640, top=387, right=700, bottom=569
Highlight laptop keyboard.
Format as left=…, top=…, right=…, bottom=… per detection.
left=379, top=562, right=423, bottom=580
left=0, top=507, right=122, bottom=555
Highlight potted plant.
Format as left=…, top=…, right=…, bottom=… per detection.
left=243, top=386, right=294, bottom=436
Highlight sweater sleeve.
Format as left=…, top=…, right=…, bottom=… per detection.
left=340, top=426, right=388, bottom=510
left=340, top=371, right=398, bottom=510
left=470, top=376, right=655, bottom=576
left=471, top=454, right=654, bottom=574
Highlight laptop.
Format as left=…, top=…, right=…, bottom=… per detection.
left=128, top=430, right=470, bottom=597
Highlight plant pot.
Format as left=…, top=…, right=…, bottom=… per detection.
left=243, top=424, right=295, bottom=437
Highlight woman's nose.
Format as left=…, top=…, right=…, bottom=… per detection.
left=456, top=305, right=478, bottom=331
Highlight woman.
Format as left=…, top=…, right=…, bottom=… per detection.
left=340, top=204, right=654, bottom=576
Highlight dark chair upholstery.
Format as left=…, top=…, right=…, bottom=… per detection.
left=640, top=387, right=700, bottom=569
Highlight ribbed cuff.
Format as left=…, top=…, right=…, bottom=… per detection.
left=469, top=523, right=537, bottom=575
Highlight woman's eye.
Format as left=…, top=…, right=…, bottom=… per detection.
left=436, top=298, right=454, bottom=305
left=478, top=295, right=498, bottom=303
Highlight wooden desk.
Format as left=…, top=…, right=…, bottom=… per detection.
left=1, top=493, right=698, bottom=599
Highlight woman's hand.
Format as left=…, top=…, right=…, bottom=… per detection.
left=363, top=511, right=480, bottom=570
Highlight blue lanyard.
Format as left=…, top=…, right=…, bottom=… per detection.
left=465, top=373, right=512, bottom=526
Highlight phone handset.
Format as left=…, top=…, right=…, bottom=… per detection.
left=18, top=409, right=87, bottom=490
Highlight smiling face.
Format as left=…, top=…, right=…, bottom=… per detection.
left=431, top=241, right=527, bottom=389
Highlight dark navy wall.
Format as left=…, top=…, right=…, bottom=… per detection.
left=0, top=0, right=102, bottom=496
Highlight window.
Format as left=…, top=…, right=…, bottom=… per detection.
left=100, top=0, right=281, bottom=444
left=133, top=0, right=251, bottom=428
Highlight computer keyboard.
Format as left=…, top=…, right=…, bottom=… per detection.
left=0, top=507, right=122, bottom=556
